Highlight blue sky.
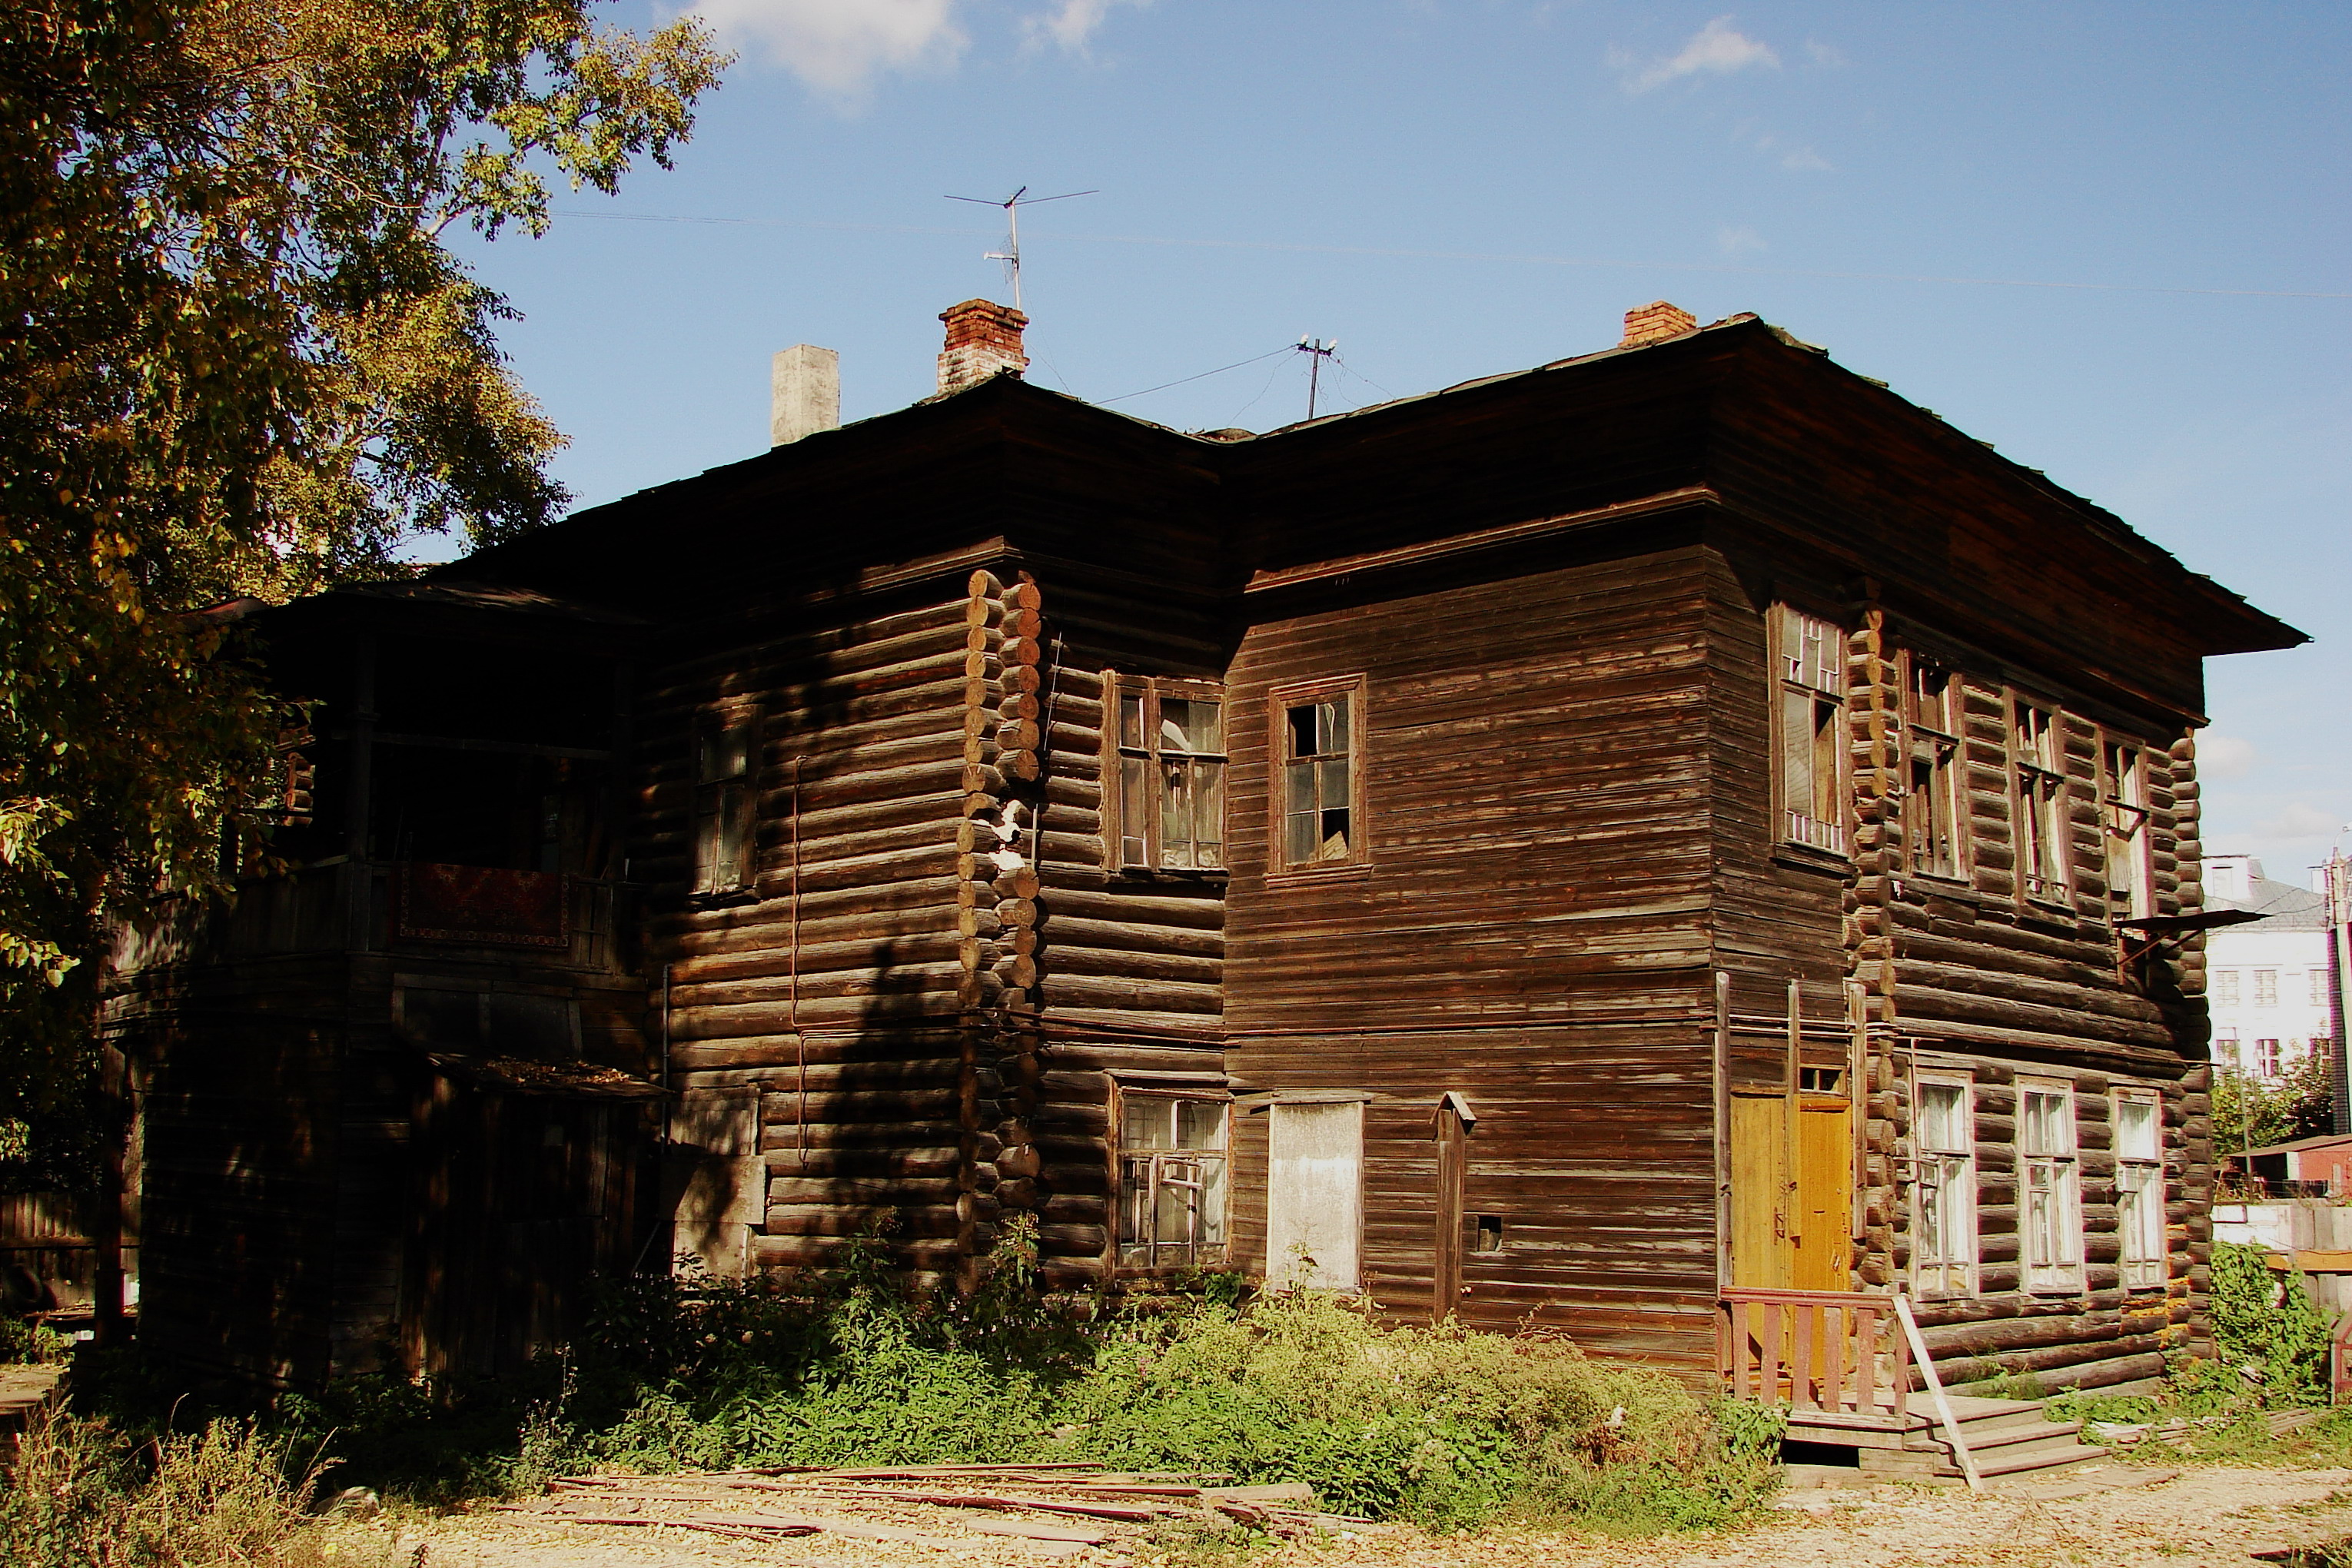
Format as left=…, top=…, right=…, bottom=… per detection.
left=447, top=1, right=2349, bottom=882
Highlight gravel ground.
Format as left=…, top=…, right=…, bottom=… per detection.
left=329, top=1464, right=2352, bottom=1568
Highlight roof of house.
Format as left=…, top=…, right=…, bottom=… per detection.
left=2218, top=875, right=2332, bottom=933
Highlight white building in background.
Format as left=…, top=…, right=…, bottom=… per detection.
left=2204, top=854, right=2335, bottom=1081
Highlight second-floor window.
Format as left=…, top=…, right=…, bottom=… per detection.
left=1904, top=655, right=1962, bottom=878
left=2216, top=969, right=2241, bottom=1006
left=2012, top=701, right=2068, bottom=904
left=2019, top=1081, right=2083, bottom=1292
left=1275, top=679, right=1364, bottom=870
left=693, top=706, right=759, bottom=896
left=1776, top=606, right=1846, bottom=855
left=2101, top=739, right=2153, bottom=922
left=1109, top=677, right=1227, bottom=871
left=2315, top=970, right=2334, bottom=1008
left=2255, top=968, right=2279, bottom=1008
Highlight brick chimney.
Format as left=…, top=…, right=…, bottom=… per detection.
left=1619, top=301, right=1698, bottom=347
left=937, top=299, right=1029, bottom=395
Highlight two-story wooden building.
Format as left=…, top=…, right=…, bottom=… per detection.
left=104, top=299, right=2299, bottom=1402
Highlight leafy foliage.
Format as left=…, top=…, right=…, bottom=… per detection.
left=2210, top=1238, right=2337, bottom=1407
left=2214, top=1055, right=2336, bottom=1160
left=258, top=1234, right=1776, bottom=1533
left=0, top=0, right=726, bottom=1159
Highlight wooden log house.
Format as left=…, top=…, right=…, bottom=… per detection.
left=102, top=298, right=2301, bottom=1400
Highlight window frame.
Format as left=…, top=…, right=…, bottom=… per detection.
left=2254, top=968, right=2279, bottom=1008
left=2018, top=1078, right=2085, bottom=1294
left=2098, top=735, right=2155, bottom=924
left=2215, top=968, right=2241, bottom=1007
left=1901, top=650, right=1965, bottom=881
left=1773, top=604, right=1849, bottom=857
left=1912, top=1071, right=1978, bottom=1297
left=1101, top=673, right=1229, bottom=875
left=2111, top=1088, right=2167, bottom=1292
left=1267, top=674, right=1370, bottom=875
left=691, top=703, right=761, bottom=899
left=1108, top=1080, right=1232, bottom=1274
left=2009, top=697, right=2071, bottom=908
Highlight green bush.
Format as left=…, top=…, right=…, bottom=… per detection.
left=2211, top=1239, right=2335, bottom=1407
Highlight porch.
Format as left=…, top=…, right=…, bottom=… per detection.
left=1719, top=1287, right=2108, bottom=1483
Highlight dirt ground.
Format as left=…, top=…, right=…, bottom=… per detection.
left=326, top=1464, right=2352, bottom=1568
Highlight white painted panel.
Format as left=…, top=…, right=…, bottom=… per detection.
left=1267, top=1101, right=1363, bottom=1291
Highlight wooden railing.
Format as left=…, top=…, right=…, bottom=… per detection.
left=1719, top=1288, right=1909, bottom=1424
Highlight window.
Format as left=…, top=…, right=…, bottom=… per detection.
left=2018, top=1081, right=2083, bottom=1291
left=2100, top=739, right=2152, bottom=922
left=2257, top=1038, right=2284, bottom=1077
left=1274, top=680, right=1364, bottom=870
left=1108, top=677, right=1226, bottom=871
left=2314, top=970, right=2333, bottom=1008
left=1903, top=656, right=1963, bottom=878
left=1776, top=606, right=1847, bottom=854
left=2255, top=969, right=2279, bottom=1008
left=2114, top=1091, right=2166, bottom=1290
left=2216, top=969, right=2241, bottom=1006
left=693, top=707, right=759, bottom=896
left=1914, top=1075, right=1977, bottom=1296
left=2214, top=1029, right=2240, bottom=1068
left=1116, top=1091, right=1229, bottom=1269
left=2011, top=702, right=2068, bottom=903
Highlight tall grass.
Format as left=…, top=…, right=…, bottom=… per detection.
left=273, top=1229, right=1778, bottom=1533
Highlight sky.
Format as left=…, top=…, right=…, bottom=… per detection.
left=443, top=1, right=2350, bottom=883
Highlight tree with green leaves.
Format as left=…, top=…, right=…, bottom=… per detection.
left=0, top=0, right=727, bottom=1174
left=2212, top=1052, right=2337, bottom=1166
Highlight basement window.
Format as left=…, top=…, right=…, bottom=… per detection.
left=1108, top=676, right=1227, bottom=872
left=1115, top=1090, right=1229, bottom=1271
left=1474, top=1215, right=1504, bottom=1254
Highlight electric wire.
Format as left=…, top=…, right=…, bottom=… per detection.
left=1098, top=345, right=1295, bottom=405
left=546, top=208, right=2350, bottom=301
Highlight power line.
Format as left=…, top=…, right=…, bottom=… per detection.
left=546, top=208, right=2350, bottom=301
left=1098, top=345, right=1296, bottom=405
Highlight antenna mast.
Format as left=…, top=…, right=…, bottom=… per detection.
left=945, top=186, right=1098, bottom=311
left=1297, top=337, right=1339, bottom=420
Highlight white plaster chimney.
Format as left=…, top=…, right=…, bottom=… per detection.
left=770, top=344, right=840, bottom=447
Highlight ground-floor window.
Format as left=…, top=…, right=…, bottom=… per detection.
left=2019, top=1078, right=2084, bottom=1292
left=2113, top=1089, right=2166, bottom=1290
left=1914, top=1074, right=1977, bottom=1295
left=1115, top=1089, right=1228, bottom=1270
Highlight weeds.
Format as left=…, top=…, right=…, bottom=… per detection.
left=0, top=1411, right=327, bottom=1568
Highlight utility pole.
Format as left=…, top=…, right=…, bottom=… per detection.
left=1297, top=337, right=1338, bottom=420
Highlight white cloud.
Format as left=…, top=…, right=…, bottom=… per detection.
left=1619, top=16, right=1779, bottom=93
left=1716, top=225, right=1766, bottom=256
left=1777, top=144, right=1830, bottom=172
left=1806, top=40, right=1847, bottom=68
left=1732, top=122, right=1832, bottom=173
left=1022, top=0, right=1146, bottom=57
left=2201, top=733, right=2259, bottom=779
left=691, top=0, right=968, bottom=102
left=2257, top=802, right=2344, bottom=842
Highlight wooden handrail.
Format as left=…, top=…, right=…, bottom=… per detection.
left=1719, top=1289, right=1909, bottom=1423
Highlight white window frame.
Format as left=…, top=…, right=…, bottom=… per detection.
left=2112, top=1089, right=2166, bottom=1291
left=1111, top=1085, right=1231, bottom=1272
left=1913, top=1072, right=1978, bottom=1297
left=2216, top=969, right=2241, bottom=1006
left=1776, top=606, right=1848, bottom=855
left=2019, top=1078, right=2085, bottom=1293
left=2255, top=968, right=2279, bottom=1008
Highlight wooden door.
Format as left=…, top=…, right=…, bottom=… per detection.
left=1729, top=1091, right=1852, bottom=1291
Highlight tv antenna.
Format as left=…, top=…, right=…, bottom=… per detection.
left=944, top=186, right=1098, bottom=311
left=1297, top=337, right=1339, bottom=419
